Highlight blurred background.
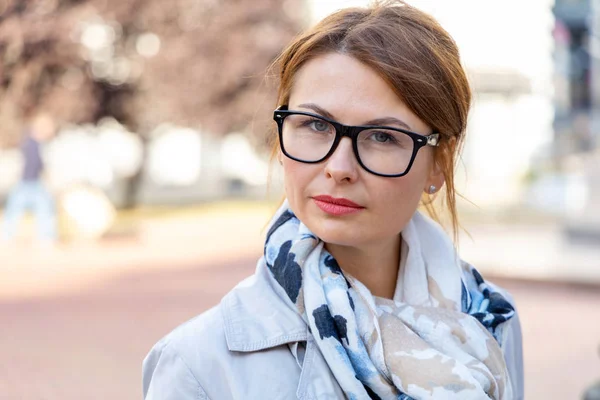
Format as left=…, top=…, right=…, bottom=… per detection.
left=0, top=0, right=599, bottom=399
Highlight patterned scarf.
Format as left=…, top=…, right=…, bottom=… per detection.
left=263, top=201, right=515, bottom=399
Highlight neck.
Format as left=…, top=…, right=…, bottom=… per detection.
left=325, top=234, right=401, bottom=299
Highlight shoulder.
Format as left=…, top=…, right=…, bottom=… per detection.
left=142, top=269, right=256, bottom=399
left=486, top=280, right=525, bottom=400
left=164, top=301, right=223, bottom=339
left=142, top=305, right=228, bottom=399
left=142, top=266, right=305, bottom=399
left=145, top=268, right=266, bottom=363
left=151, top=305, right=226, bottom=357
left=144, top=283, right=244, bottom=379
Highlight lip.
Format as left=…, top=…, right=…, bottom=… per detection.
left=312, top=195, right=364, bottom=216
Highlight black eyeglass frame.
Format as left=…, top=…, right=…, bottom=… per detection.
left=273, top=105, right=441, bottom=178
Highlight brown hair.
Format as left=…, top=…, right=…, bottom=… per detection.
left=269, top=0, right=471, bottom=239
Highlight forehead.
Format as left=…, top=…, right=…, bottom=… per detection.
left=288, top=52, right=426, bottom=131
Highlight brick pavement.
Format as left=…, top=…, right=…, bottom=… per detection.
left=1, top=256, right=599, bottom=400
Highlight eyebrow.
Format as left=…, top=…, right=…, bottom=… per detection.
left=297, top=103, right=413, bottom=130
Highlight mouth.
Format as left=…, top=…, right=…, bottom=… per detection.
left=311, top=195, right=364, bottom=216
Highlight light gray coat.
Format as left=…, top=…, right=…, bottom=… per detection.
left=142, top=262, right=524, bottom=399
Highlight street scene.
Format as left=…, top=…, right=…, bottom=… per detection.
left=1, top=0, right=600, bottom=399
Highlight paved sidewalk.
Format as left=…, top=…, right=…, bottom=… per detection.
left=459, top=221, right=600, bottom=285
left=1, top=202, right=599, bottom=301
left=1, top=202, right=599, bottom=400
left=0, top=203, right=600, bottom=299
left=0, top=202, right=274, bottom=300
left=1, top=255, right=599, bottom=400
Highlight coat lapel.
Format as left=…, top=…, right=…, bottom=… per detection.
left=221, top=259, right=307, bottom=352
left=220, top=260, right=345, bottom=399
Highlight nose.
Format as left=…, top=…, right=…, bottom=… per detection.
left=323, top=137, right=359, bottom=183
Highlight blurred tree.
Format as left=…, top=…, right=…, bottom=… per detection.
left=0, top=0, right=306, bottom=205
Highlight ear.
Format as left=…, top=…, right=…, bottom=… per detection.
left=425, top=159, right=445, bottom=195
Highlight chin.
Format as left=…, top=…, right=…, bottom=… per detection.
left=309, top=220, right=364, bottom=247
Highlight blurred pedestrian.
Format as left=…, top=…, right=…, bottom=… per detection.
left=1, top=112, right=57, bottom=245
left=143, top=1, right=524, bottom=399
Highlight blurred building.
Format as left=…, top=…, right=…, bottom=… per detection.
left=554, top=0, right=600, bottom=241
left=553, top=0, right=595, bottom=153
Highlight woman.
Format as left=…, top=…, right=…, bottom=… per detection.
left=142, top=1, right=524, bottom=399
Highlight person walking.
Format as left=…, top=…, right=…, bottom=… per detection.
left=2, top=112, right=57, bottom=245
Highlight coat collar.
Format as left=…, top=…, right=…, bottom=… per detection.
left=221, top=259, right=308, bottom=352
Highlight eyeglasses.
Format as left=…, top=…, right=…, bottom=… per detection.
left=273, top=105, right=440, bottom=177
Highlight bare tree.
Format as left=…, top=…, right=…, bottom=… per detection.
left=0, top=0, right=306, bottom=206
left=0, top=0, right=306, bottom=141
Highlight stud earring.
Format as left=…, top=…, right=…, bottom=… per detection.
left=428, top=185, right=436, bottom=194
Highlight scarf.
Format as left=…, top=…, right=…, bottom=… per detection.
left=262, top=200, right=515, bottom=400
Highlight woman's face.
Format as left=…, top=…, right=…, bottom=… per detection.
left=280, top=52, right=444, bottom=248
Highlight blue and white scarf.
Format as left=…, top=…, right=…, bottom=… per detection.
left=263, top=200, right=515, bottom=399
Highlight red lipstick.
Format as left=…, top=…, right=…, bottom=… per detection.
left=312, top=195, right=364, bottom=216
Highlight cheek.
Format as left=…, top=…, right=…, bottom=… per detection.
left=282, top=159, right=298, bottom=193
left=282, top=159, right=313, bottom=205
left=376, top=179, right=422, bottom=216
left=407, top=151, right=434, bottom=190
left=370, top=162, right=431, bottom=225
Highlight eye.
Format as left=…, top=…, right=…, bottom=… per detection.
left=310, top=120, right=330, bottom=132
left=371, top=131, right=395, bottom=143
